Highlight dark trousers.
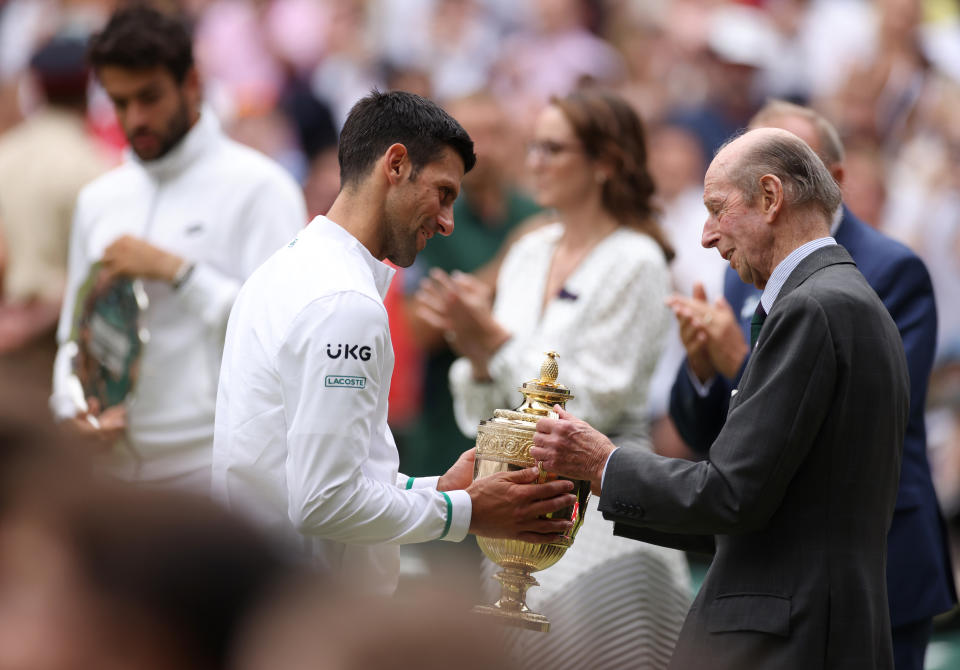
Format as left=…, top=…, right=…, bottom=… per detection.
left=892, top=618, right=933, bottom=670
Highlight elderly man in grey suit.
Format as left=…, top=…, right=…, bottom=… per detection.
left=531, top=127, right=908, bottom=669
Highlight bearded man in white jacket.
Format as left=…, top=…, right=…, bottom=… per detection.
left=49, top=6, right=306, bottom=491
left=212, top=90, right=576, bottom=594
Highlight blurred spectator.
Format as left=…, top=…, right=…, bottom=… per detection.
left=425, top=0, right=502, bottom=101
left=793, top=0, right=876, bottom=101
left=0, top=476, right=291, bottom=670
left=48, top=5, right=306, bottom=492
left=403, top=91, right=540, bottom=479
left=235, top=579, right=518, bottom=670
left=276, top=74, right=339, bottom=200
left=491, top=0, right=625, bottom=126
left=883, top=75, right=960, bottom=360
left=929, top=353, right=960, bottom=526
left=398, top=91, right=541, bottom=594
left=643, top=122, right=725, bottom=460
left=668, top=3, right=772, bottom=158
left=302, top=144, right=341, bottom=218
left=0, top=35, right=108, bottom=378
left=610, top=13, right=701, bottom=126
left=194, top=0, right=327, bottom=123
left=310, top=0, right=384, bottom=128
left=828, top=0, right=932, bottom=149
left=840, top=138, right=888, bottom=228
left=1, top=371, right=287, bottom=670
left=225, top=107, right=307, bottom=180
left=0, top=0, right=55, bottom=135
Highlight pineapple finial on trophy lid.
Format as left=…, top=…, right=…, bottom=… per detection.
left=515, top=351, right=573, bottom=416
left=539, top=351, right=559, bottom=385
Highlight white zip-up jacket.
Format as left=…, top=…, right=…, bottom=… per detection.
left=50, top=109, right=306, bottom=485
left=212, top=217, right=471, bottom=595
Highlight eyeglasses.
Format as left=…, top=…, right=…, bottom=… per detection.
left=526, top=139, right=583, bottom=159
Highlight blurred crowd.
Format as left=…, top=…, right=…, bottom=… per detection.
left=1, top=0, right=960, bottom=667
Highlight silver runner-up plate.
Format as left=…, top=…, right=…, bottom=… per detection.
left=68, top=261, right=149, bottom=412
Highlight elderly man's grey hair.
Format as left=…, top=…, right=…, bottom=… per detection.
left=727, top=131, right=842, bottom=221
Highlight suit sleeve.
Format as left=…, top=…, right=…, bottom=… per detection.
left=600, top=294, right=836, bottom=535
left=278, top=292, right=469, bottom=545
left=870, top=253, right=936, bottom=467
left=612, top=521, right=716, bottom=555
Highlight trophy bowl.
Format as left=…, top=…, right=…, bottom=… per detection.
left=472, top=352, right=591, bottom=632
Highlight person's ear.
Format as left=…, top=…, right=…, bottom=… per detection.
left=593, top=158, right=613, bottom=185
left=758, top=174, right=783, bottom=221
left=830, top=164, right=844, bottom=187
left=383, top=143, right=411, bottom=185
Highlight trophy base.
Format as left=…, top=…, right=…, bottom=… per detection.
left=472, top=604, right=550, bottom=633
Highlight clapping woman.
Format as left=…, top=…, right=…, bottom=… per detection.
left=416, top=90, right=691, bottom=670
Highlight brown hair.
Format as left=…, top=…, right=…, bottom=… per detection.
left=552, top=90, right=674, bottom=261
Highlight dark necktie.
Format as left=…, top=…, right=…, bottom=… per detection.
left=750, top=303, right=767, bottom=349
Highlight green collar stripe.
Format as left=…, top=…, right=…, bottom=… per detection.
left=405, top=476, right=415, bottom=490
left=439, top=492, right=453, bottom=540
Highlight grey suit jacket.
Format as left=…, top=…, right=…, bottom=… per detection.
left=599, top=246, right=909, bottom=669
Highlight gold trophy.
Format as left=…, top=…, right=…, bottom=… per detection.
left=472, top=351, right=590, bottom=632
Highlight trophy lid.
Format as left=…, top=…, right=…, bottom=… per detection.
left=509, top=351, right=573, bottom=418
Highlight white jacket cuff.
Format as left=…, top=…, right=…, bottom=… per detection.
left=442, top=488, right=471, bottom=543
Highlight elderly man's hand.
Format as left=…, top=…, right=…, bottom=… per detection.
left=532, top=406, right=614, bottom=495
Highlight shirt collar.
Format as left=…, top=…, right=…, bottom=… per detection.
left=128, top=105, right=220, bottom=181
left=310, top=216, right=396, bottom=300
left=760, top=236, right=837, bottom=313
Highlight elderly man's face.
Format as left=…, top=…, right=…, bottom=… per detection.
left=701, top=154, right=773, bottom=289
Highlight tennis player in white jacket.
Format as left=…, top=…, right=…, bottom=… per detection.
left=213, top=90, right=575, bottom=594
left=50, top=7, right=306, bottom=491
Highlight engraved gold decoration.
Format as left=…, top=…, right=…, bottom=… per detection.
left=472, top=352, right=590, bottom=632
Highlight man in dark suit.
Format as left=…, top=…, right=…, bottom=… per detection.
left=532, top=127, right=909, bottom=669
left=668, top=101, right=956, bottom=670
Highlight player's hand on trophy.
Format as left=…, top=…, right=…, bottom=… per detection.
left=532, top=405, right=614, bottom=495
left=61, top=397, right=126, bottom=451
left=438, top=447, right=476, bottom=492
left=466, top=466, right=576, bottom=543
left=101, top=235, right=184, bottom=283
